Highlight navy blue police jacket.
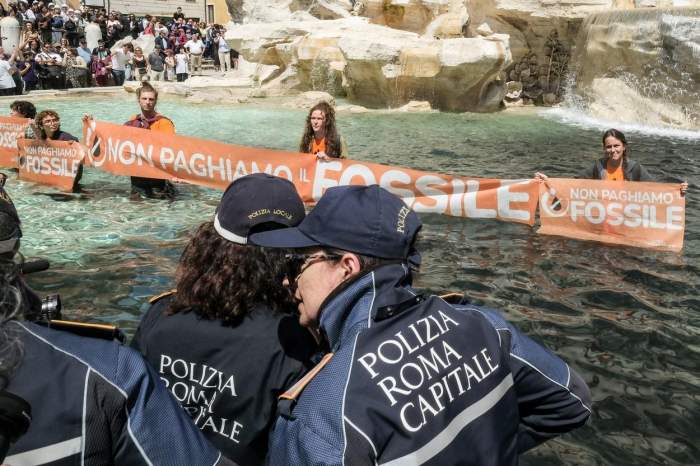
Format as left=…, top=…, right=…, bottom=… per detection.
left=132, top=294, right=318, bottom=465
left=5, top=321, right=231, bottom=466
left=268, top=264, right=592, bottom=465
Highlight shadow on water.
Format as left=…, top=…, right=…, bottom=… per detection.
left=12, top=97, right=700, bottom=466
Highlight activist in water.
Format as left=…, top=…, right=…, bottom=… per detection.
left=250, top=185, right=592, bottom=466
left=33, top=110, right=83, bottom=192
left=299, top=101, right=348, bottom=160
left=124, top=82, right=178, bottom=199
left=536, top=128, right=689, bottom=195
left=131, top=174, right=318, bottom=465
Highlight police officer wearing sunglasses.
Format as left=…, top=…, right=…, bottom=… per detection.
left=250, top=184, right=591, bottom=466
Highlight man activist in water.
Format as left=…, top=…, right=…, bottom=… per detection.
left=250, top=185, right=592, bottom=465
left=124, top=82, right=177, bottom=199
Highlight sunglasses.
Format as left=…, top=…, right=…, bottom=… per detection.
left=284, top=252, right=341, bottom=283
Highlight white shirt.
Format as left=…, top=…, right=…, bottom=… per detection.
left=175, top=53, right=188, bottom=74
left=111, top=51, right=129, bottom=71
left=185, top=39, right=204, bottom=55
left=36, top=52, right=61, bottom=63
left=0, top=61, right=15, bottom=89
left=217, top=38, right=230, bottom=53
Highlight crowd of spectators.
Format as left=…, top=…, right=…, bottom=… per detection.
left=0, top=3, right=239, bottom=94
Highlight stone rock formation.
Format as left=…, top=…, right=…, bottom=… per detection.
left=568, top=7, right=700, bottom=129
left=226, top=17, right=510, bottom=111
left=222, top=0, right=693, bottom=112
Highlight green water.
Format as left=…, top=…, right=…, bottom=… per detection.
left=9, top=95, right=700, bottom=465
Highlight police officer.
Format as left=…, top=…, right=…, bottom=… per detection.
left=250, top=184, right=592, bottom=465
left=0, top=177, right=236, bottom=466
left=0, top=174, right=41, bottom=315
left=131, top=174, right=318, bottom=465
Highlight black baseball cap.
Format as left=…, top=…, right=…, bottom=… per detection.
left=250, top=185, right=421, bottom=261
left=0, top=185, right=21, bottom=255
left=213, top=174, right=305, bottom=244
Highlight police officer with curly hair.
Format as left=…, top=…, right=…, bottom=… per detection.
left=132, top=174, right=318, bottom=465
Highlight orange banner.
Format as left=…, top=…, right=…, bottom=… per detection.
left=17, top=138, right=86, bottom=192
left=83, top=120, right=539, bottom=224
left=0, top=116, right=32, bottom=167
left=538, top=178, right=685, bottom=252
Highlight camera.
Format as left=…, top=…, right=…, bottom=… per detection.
left=40, top=294, right=62, bottom=321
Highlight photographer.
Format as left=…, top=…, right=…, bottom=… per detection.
left=0, top=180, right=236, bottom=466
left=35, top=43, right=64, bottom=90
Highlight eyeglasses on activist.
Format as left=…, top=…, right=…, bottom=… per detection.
left=284, top=252, right=342, bottom=282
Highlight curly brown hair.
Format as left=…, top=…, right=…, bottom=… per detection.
left=299, top=101, right=342, bottom=157
left=168, top=222, right=293, bottom=326
left=35, top=110, right=60, bottom=140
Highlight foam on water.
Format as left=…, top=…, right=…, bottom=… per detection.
left=543, top=107, right=700, bottom=141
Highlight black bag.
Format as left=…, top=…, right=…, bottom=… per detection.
left=47, top=65, right=63, bottom=79
left=64, top=19, right=76, bottom=32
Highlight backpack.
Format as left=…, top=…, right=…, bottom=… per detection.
left=64, top=19, right=76, bottom=32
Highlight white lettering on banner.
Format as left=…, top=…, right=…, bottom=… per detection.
left=569, top=200, right=683, bottom=231
left=97, top=138, right=294, bottom=182
left=356, top=309, right=500, bottom=433
left=312, top=163, right=532, bottom=221
left=18, top=147, right=81, bottom=177
left=380, top=170, right=415, bottom=206
left=413, top=175, right=449, bottom=213
left=0, top=129, right=22, bottom=148
left=497, top=180, right=530, bottom=221
left=339, top=163, right=377, bottom=187
left=464, top=180, right=496, bottom=218
left=158, top=354, right=244, bottom=443
left=571, top=187, right=675, bottom=205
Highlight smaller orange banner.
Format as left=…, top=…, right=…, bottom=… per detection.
left=538, top=178, right=685, bottom=252
left=17, top=138, right=86, bottom=192
left=0, top=116, right=32, bottom=167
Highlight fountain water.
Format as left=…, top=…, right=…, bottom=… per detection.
left=562, top=7, right=700, bottom=132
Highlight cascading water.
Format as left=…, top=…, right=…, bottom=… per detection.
left=561, top=7, right=700, bottom=132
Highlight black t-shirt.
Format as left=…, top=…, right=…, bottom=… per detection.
left=131, top=294, right=318, bottom=465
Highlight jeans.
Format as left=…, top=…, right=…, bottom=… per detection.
left=112, top=69, right=125, bottom=86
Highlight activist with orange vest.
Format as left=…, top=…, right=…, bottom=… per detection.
left=124, top=82, right=177, bottom=199
left=34, top=110, right=82, bottom=192
left=535, top=128, right=689, bottom=196
left=299, top=101, right=348, bottom=160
